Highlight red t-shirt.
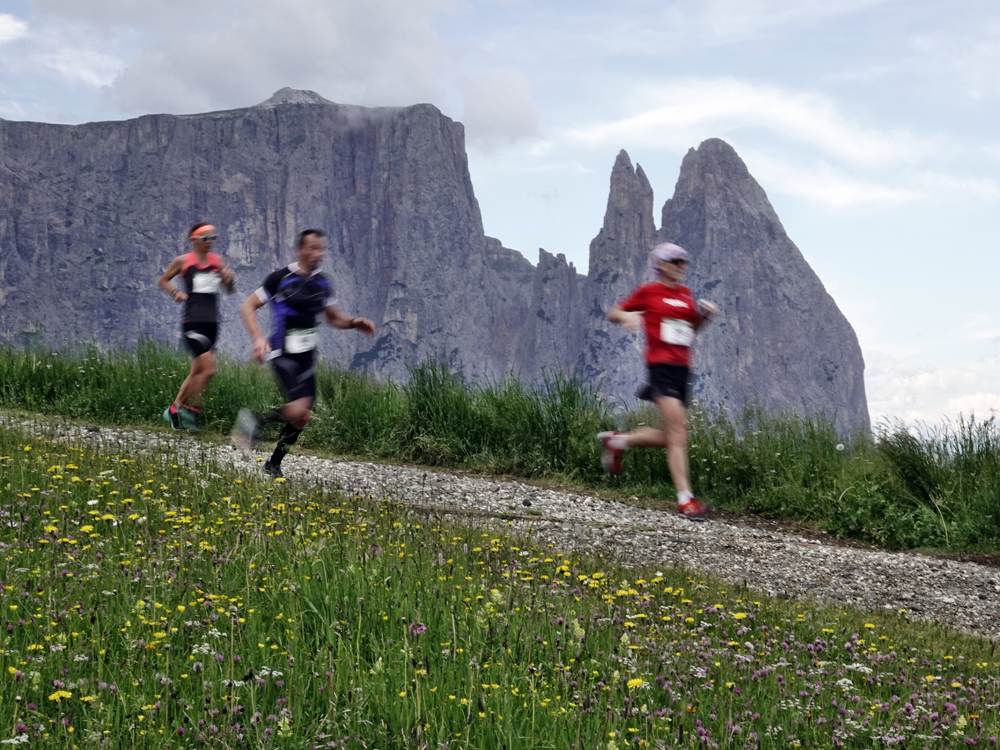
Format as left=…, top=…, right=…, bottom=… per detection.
left=619, top=282, right=703, bottom=367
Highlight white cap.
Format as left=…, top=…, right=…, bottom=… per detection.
left=649, top=242, right=689, bottom=273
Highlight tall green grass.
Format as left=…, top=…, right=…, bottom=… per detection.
left=1, top=342, right=999, bottom=553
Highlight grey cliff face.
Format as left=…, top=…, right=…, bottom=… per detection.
left=0, top=91, right=514, bottom=382
left=516, top=248, right=585, bottom=382
left=0, top=92, right=868, bottom=430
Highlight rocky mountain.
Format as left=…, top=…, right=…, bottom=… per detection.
left=660, top=140, right=868, bottom=430
left=0, top=88, right=868, bottom=430
left=508, top=143, right=869, bottom=431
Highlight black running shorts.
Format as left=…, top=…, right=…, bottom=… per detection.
left=636, top=364, right=690, bottom=406
left=270, top=351, right=317, bottom=403
left=181, top=322, right=218, bottom=358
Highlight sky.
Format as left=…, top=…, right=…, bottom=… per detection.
left=1, top=0, right=998, bottom=428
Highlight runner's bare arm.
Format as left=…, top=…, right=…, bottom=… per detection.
left=324, top=305, right=375, bottom=336
left=158, top=256, right=187, bottom=303
left=607, top=305, right=642, bottom=333
left=219, top=257, right=236, bottom=294
left=695, top=299, right=719, bottom=330
left=240, top=293, right=271, bottom=363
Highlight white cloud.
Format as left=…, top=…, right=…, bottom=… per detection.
left=546, top=0, right=895, bottom=61
left=100, top=0, right=451, bottom=115
left=909, top=171, right=1000, bottom=201
left=741, top=162, right=1000, bottom=211
left=946, top=392, right=1000, bottom=419
left=38, top=46, right=122, bottom=87
left=912, top=20, right=1000, bottom=99
left=527, top=140, right=553, bottom=157
left=0, top=13, right=28, bottom=45
left=568, top=79, right=927, bottom=166
left=742, top=152, right=918, bottom=209
left=866, top=351, right=1000, bottom=425
left=966, top=328, right=1000, bottom=343
left=0, top=18, right=124, bottom=98
left=0, top=98, right=27, bottom=118
left=30, top=0, right=206, bottom=29
left=739, top=158, right=999, bottom=210
left=698, top=0, right=895, bottom=44
left=459, top=67, right=538, bottom=151
left=21, top=0, right=540, bottom=148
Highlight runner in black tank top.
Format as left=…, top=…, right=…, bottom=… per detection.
left=158, top=223, right=236, bottom=430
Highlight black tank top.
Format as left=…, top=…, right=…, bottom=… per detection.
left=179, top=252, right=223, bottom=323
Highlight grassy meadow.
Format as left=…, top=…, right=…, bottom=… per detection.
left=1, top=342, right=1000, bottom=553
left=1, top=423, right=998, bottom=749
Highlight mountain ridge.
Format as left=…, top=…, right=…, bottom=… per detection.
left=0, top=89, right=868, bottom=430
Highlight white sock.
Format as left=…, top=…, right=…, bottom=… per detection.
left=677, top=490, right=694, bottom=505
left=608, top=434, right=628, bottom=451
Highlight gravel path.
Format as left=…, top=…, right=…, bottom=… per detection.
left=8, top=416, right=1000, bottom=639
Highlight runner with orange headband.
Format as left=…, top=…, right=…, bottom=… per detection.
left=158, top=223, right=236, bottom=430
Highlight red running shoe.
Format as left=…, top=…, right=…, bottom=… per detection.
left=597, top=431, right=625, bottom=475
left=678, top=497, right=710, bottom=521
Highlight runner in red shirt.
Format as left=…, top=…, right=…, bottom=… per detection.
left=598, top=242, right=719, bottom=520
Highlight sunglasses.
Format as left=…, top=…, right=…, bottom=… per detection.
left=194, top=235, right=218, bottom=243
left=666, top=258, right=688, bottom=266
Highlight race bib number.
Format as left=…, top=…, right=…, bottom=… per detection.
left=285, top=328, right=318, bottom=354
left=660, top=318, right=694, bottom=347
left=192, top=272, right=221, bottom=294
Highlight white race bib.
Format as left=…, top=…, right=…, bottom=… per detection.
left=192, top=272, right=221, bottom=294
left=285, top=328, right=318, bottom=354
left=660, top=318, right=694, bottom=347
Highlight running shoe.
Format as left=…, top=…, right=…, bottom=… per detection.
left=678, top=497, right=710, bottom=521
left=597, top=431, right=625, bottom=475
left=163, top=404, right=182, bottom=431
left=263, top=460, right=284, bottom=479
left=179, top=404, right=202, bottom=431
left=230, top=408, right=259, bottom=453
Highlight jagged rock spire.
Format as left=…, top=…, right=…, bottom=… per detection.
left=659, top=138, right=868, bottom=430
left=576, top=150, right=658, bottom=403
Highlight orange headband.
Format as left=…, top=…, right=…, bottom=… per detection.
left=190, top=225, right=217, bottom=240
